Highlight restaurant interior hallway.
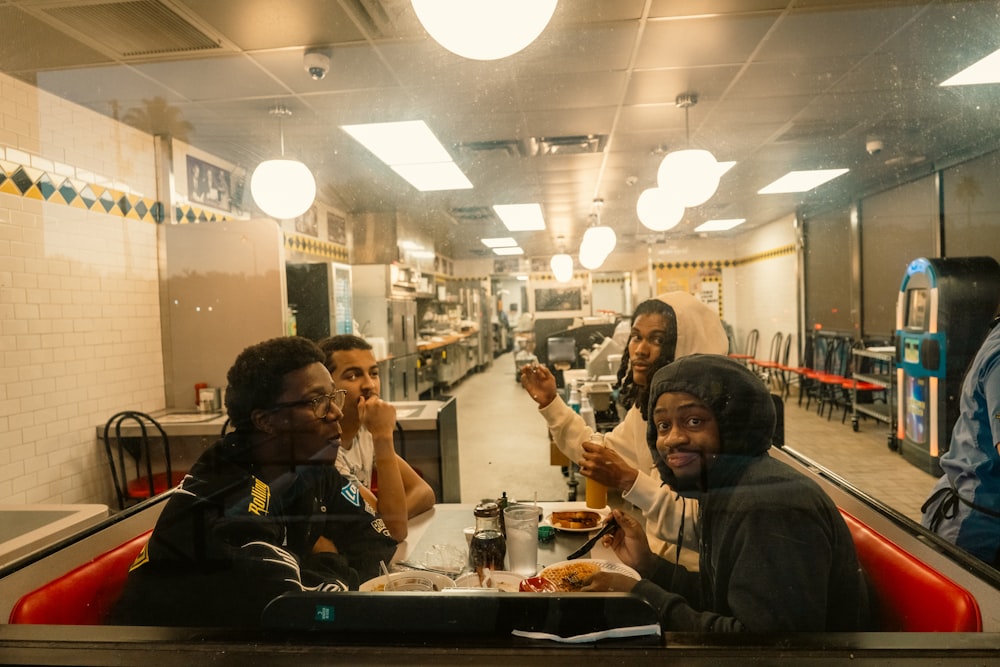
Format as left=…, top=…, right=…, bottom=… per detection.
left=449, top=353, right=937, bottom=523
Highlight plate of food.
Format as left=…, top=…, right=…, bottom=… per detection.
left=545, top=509, right=606, bottom=532
left=359, top=570, right=456, bottom=592
left=454, top=570, right=525, bottom=592
left=538, top=559, right=640, bottom=592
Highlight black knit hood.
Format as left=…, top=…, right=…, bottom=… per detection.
left=646, top=354, right=775, bottom=493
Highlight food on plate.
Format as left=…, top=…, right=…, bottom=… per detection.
left=519, top=576, right=558, bottom=593
left=549, top=510, right=602, bottom=530
left=538, top=561, right=601, bottom=592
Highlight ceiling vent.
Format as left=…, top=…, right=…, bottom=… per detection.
left=529, top=134, right=607, bottom=156
left=455, top=139, right=527, bottom=158
left=33, top=1, right=226, bottom=58
left=449, top=206, right=496, bottom=222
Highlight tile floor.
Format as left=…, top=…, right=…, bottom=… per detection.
left=450, top=353, right=937, bottom=524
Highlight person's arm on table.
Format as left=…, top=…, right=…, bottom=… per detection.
left=397, top=452, right=436, bottom=517
left=360, top=396, right=408, bottom=541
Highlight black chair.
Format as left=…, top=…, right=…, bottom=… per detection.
left=103, top=411, right=187, bottom=510
left=728, top=328, right=759, bottom=366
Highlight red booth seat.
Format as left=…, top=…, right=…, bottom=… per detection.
left=8, top=515, right=985, bottom=632
left=839, top=509, right=982, bottom=632
left=8, top=530, right=151, bottom=625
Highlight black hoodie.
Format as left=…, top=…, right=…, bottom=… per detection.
left=632, top=354, right=871, bottom=632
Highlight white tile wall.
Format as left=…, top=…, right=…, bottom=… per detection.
left=0, top=73, right=163, bottom=506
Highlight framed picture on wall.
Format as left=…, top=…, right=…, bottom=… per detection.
left=295, top=205, right=319, bottom=237
left=534, top=286, right=583, bottom=312
left=186, top=155, right=232, bottom=211
left=326, top=211, right=347, bottom=245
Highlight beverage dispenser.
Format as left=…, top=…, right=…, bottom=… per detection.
left=895, top=256, right=1000, bottom=474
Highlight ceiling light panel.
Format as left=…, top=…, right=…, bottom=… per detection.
left=758, top=169, right=849, bottom=194
left=481, top=237, right=518, bottom=248
left=940, top=48, right=1000, bottom=86
left=494, top=203, right=546, bottom=231
left=493, top=246, right=525, bottom=255
left=695, top=218, right=746, bottom=232
left=391, top=162, right=473, bottom=191
left=341, top=120, right=452, bottom=165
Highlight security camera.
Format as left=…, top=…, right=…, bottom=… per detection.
left=304, top=49, right=331, bottom=81
left=866, top=138, right=884, bottom=156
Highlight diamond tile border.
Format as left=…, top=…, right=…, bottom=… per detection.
left=0, top=150, right=353, bottom=262
left=0, top=155, right=233, bottom=225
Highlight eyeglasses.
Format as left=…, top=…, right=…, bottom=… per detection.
left=270, top=390, right=347, bottom=419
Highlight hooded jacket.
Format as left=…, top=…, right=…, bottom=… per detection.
left=108, top=431, right=397, bottom=627
left=539, top=292, right=728, bottom=560
left=632, top=354, right=871, bottom=632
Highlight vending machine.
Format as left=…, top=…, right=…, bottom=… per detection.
left=895, top=256, right=1000, bottom=474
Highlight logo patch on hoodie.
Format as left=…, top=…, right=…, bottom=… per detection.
left=247, top=476, right=271, bottom=515
left=340, top=482, right=361, bottom=506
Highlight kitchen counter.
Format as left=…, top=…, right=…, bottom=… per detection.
left=417, top=327, right=479, bottom=352
left=95, top=410, right=228, bottom=439
left=0, top=504, right=108, bottom=568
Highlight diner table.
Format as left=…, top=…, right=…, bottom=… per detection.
left=392, top=500, right=619, bottom=575
left=263, top=500, right=659, bottom=642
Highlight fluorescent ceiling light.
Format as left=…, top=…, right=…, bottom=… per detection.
left=391, top=162, right=473, bottom=191
left=494, top=203, right=546, bottom=231
left=493, top=246, right=524, bottom=256
left=758, top=169, right=849, bottom=194
left=941, top=48, right=1000, bottom=86
left=341, top=120, right=452, bottom=165
left=481, top=237, right=518, bottom=248
left=695, top=218, right=746, bottom=232
left=717, top=161, right=737, bottom=176
left=516, top=274, right=529, bottom=281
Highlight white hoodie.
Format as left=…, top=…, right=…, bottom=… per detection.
left=538, top=291, right=729, bottom=564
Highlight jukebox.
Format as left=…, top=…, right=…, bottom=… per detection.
left=895, top=256, right=1000, bottom=475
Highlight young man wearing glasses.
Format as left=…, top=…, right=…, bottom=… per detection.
left=319, top=335, right=435, bottom=540
left=108, top=337, right=397, bottom=627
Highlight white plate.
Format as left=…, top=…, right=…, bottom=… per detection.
left=544, top=509, right=608, bottom=533
left=538, top=559, right=640, bottom=592
left=359, top=571, right=456, bottom=592
left=454, top=570, right=525, bottom=592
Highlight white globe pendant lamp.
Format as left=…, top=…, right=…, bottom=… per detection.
left=657, top=149, right=720, bottom=208
left=636, top=187, right=685, bottom=232
left=411, top=0, right=558, bottom=61
left=550, top=252, right=574, bottom=283
left=656, top=92, right=720, bottom=208
left=250, top=106, right=316, bottom=220
left=579, top=222, right=616, bottom=270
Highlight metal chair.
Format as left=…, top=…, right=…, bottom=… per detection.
left=103, top=411, right=187, bottom=510
left=728, top=328, right=759, bottom=366
left=750, top=332, right=784, bottom=386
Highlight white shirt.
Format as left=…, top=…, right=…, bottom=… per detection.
left=336, top=426, right=375, bottom=489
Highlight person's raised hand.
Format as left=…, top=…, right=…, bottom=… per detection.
left=579, top=441, right=639, bottom=492
left=358, top=395, right=396, bottom=440
left=602, top=509, right=656, bottom=576
left=520, top=364, right=557, bottom=407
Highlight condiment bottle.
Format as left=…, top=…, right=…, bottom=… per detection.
left=496, top=491, right=509, bottom=536
left=585, top=433, right=608, bottom=510
left=469, top=502, right=506, bottom=579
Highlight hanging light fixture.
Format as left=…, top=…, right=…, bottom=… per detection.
left=578, top=200, right=615, bottom=270
left=411, top=0, right=558, bottom=61
left=550, top=236, right=574, bottom=283
left=250, top=106, right=316, bottom=220
left=656, top=93, right=721, bottom=208
left=636, top=187, right=685, bottom=231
